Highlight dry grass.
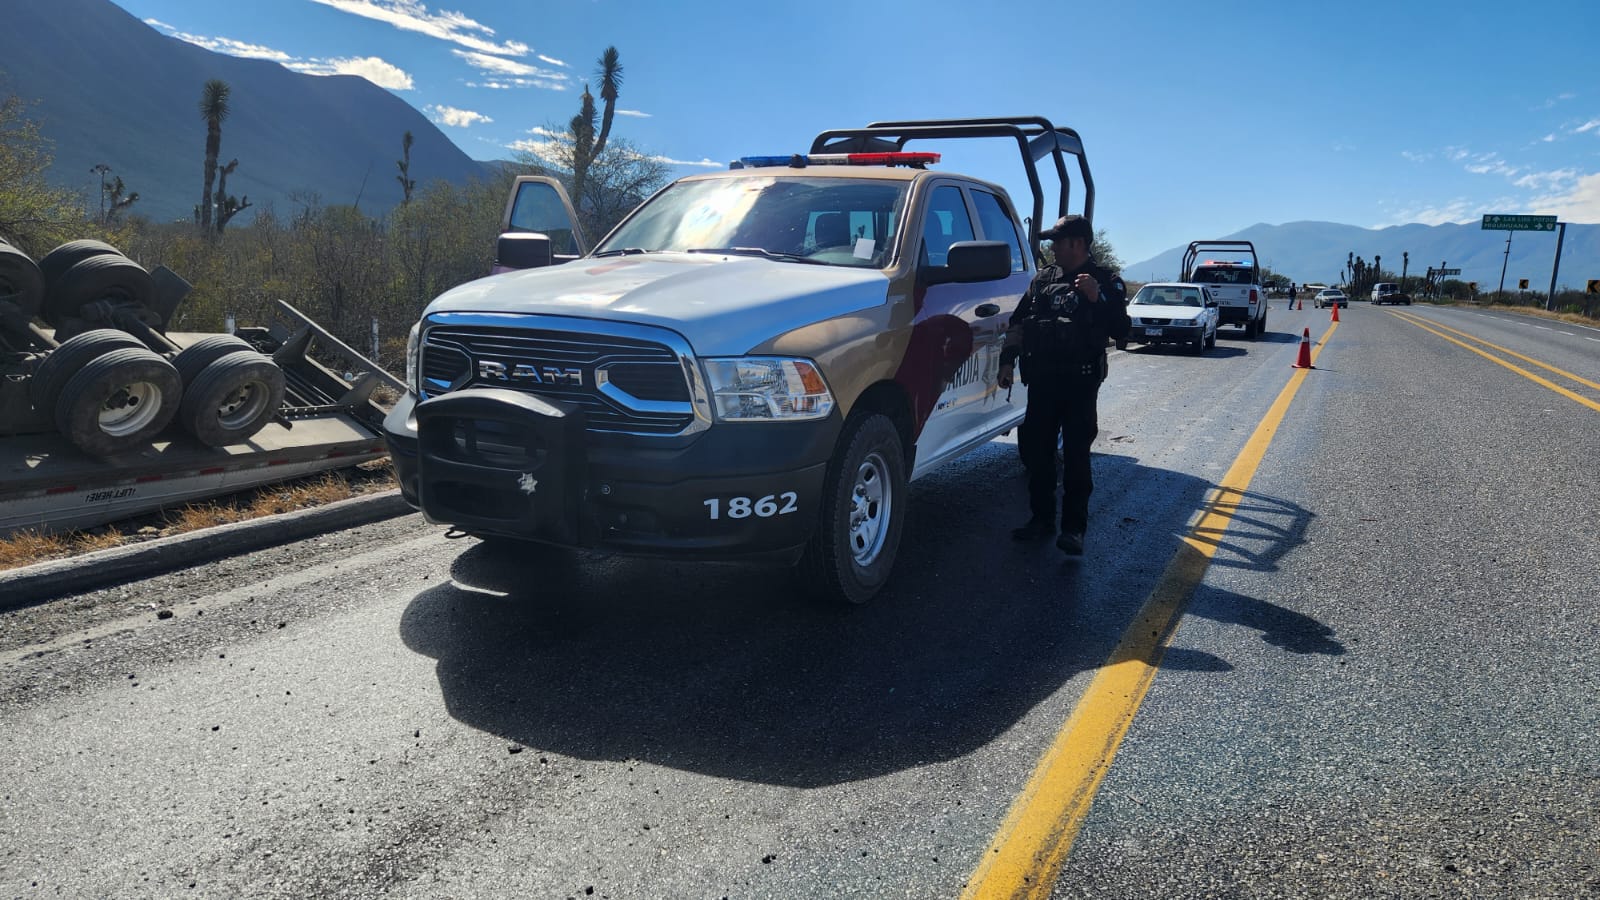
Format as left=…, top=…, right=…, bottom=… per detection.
left=1472, top=302, right=1600, bottom=329
left=0, top=459, right=396, bottom=573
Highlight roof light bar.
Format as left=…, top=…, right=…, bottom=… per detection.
left=731, top=152, right=941, bottom=169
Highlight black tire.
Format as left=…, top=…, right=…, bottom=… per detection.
left=42, top=254, right=153, bottom=327
left=0, top=241, right=44, bottom=318
left=55, top=347, right=181, bottom=457
left=799, top=412, right=907, bottom=605
left=172, top=334, right=258, bottom=387
left=28, top=328, right=147, bottom=414
left=177, top=353, right=286, bottom=447
left=38, top=240, right=122, bottom=288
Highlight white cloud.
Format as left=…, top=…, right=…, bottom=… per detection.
left=1380, top=199, right=1486, bottom=227
left=306, top=0, right=530, bottom=57
left=1530, top=172, right=1600, bottom=223
left=1400, top=150, right=1430, bottom=163
left=427, top=105, right=492, bottom=128
left=1542, top=134, right=1556, bottom=142
left=145, top=20, right=294, bottom=61
left=323, top=56, right=414, bottom=89
left=527, top=126, right=564, bottom=138
left=651, top=155, right=722, bottom=169
left=1513, top=168, right=1580, bottom=190
left=537, top=54, right=567, bottom=67
left=1447, top=147, right=1470, bottom=161
left=1463, top=153, right=1520, bottom=178
left=452, top=50, right=569, bottom=89
left=617, top=109, right=651, bottom=118
left=1575, top=119, right=1600, bottom=134
left=146, top=19, right=414, bottom=90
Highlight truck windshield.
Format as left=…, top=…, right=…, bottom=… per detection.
left=595, top=176, right=908, bottom=268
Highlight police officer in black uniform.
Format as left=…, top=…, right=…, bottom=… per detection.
left=997, top=215, right=1129, bottom=555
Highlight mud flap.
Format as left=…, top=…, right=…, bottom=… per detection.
left=414, top=388, right=586, bottom=543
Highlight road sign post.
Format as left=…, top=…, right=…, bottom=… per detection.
left=1483, top=215, right=1562, bottom=308
left=1547, top=223, right=1567, bottom=311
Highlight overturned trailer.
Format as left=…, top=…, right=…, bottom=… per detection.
left=0, top=238, right=395, bottom=537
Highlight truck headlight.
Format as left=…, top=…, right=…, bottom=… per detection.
left=404, top=323, right=421, bottom=395
left=702, top=357, right=834, bottom=422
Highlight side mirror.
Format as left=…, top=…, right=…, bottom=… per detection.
left=1205, top=299, right=1218, bottom=308
left=929, top=241, right=1012, bottom=285
left=492, top=232, right=553, bottom=273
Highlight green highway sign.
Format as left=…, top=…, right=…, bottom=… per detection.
left=1481, top=214, right=1557, bottom=232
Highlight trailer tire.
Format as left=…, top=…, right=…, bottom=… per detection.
left=178, top=353, right=285, bottom=447
left=0, top=240, right=44, bottom=318
left=39, top=240, right=123, bottom=289
left=55, top=347, right=182, bottom=457
left=173, top=334, right=258, bottom=387
left=798, top=412, right=907, bottom=606
left=42, top=254, right=153, bottom=327
left=29, top=328, right=147, bottom=414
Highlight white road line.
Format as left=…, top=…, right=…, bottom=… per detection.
left=1588, top=337, right=1600, bottom=343
left=1560, top=331, right=1576, bottom=336
left=1533, top=325, right=1552, bottom=330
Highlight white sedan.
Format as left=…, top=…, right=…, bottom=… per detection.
left=1125, top=282, right=1219, bottom=353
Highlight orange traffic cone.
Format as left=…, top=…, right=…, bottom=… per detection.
left=1330, top=302, right=1340, bottom=323
left=1297, top=297, right=1303, bottom=311
left=1292, top=327, right=1313, bottom=368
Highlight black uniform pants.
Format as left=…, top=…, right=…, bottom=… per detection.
left=1018, top=379, right=1099, bottom=534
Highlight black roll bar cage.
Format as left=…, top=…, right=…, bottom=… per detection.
left=1181, top=240, right=1260, bottom=282
left=809, top=116, right=1093, bottom=266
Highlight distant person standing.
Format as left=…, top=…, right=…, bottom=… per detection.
left=1288, top=283, right=1298, bottom=309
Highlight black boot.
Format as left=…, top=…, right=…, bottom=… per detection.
left=1056, top=531, right=1085, bottom=555
left=1011, top=517, right=1055, bottom=541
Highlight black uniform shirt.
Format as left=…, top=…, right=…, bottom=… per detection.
left=1001, top=258, right=1129, bottom=381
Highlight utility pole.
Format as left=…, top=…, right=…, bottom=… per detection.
left=1401, top=251, right=1409, bottom=292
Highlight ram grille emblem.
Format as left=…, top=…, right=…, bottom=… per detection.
left=476, top=360, right=584, bottom=387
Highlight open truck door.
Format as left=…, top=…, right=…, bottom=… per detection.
left=493, top=176, right=587, bottom=274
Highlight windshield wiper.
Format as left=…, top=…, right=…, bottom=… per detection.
left=685, top=247, right=828, bottom=265
left=590, top=247, right=652, bottom=258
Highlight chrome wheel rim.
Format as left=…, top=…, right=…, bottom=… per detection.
left=98, top=381, right=163, bottom=436
left=847, top=451, right=891, bottom=567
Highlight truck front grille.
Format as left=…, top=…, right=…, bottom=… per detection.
left=419, top=320, right=699, bottom=435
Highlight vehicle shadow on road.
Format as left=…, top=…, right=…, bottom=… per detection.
left=396, top=444, right=1328, bottom=786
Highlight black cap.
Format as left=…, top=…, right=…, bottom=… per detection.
left=1038, top=215, right=1091, bottom=242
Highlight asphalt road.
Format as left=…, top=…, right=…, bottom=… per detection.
left=2, top=302, right=1596, bottom=899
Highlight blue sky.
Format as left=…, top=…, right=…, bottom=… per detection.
left=112, top=0, right=1600, bottom=267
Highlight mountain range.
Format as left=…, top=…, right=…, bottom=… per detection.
left=1126, top=220, right=1598, bottom=294
left=0, top=0, right=486, bottom=225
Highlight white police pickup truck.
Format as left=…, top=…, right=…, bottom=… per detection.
left=385, top=117, right=1096, bottom=604
left=1181, top=241, right=1269, bottom=339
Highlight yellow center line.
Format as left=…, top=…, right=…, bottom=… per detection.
left=961, top=321, right=1339, bottom=900
left=1387, top=308, right=1600, bottom=393
left=1387, top=310, right=1600, bottom=414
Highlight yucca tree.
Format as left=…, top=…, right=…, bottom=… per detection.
left=396, top=131, right=416, bottom=205
left=198, top=79, right=231, bottom=232
left=570, top=46, right=622, bottom=210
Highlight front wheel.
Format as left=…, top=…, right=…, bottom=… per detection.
left=799, top=412, right=907, bottom=605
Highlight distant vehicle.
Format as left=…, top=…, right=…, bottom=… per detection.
left=1371, top=282, right=1411, bottom=305
left=1125, top=283, right=1219, bottom=353
left=1314, top=289, right=1348, bottom=309
left=1180, top=241, right=1268, bottom=339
